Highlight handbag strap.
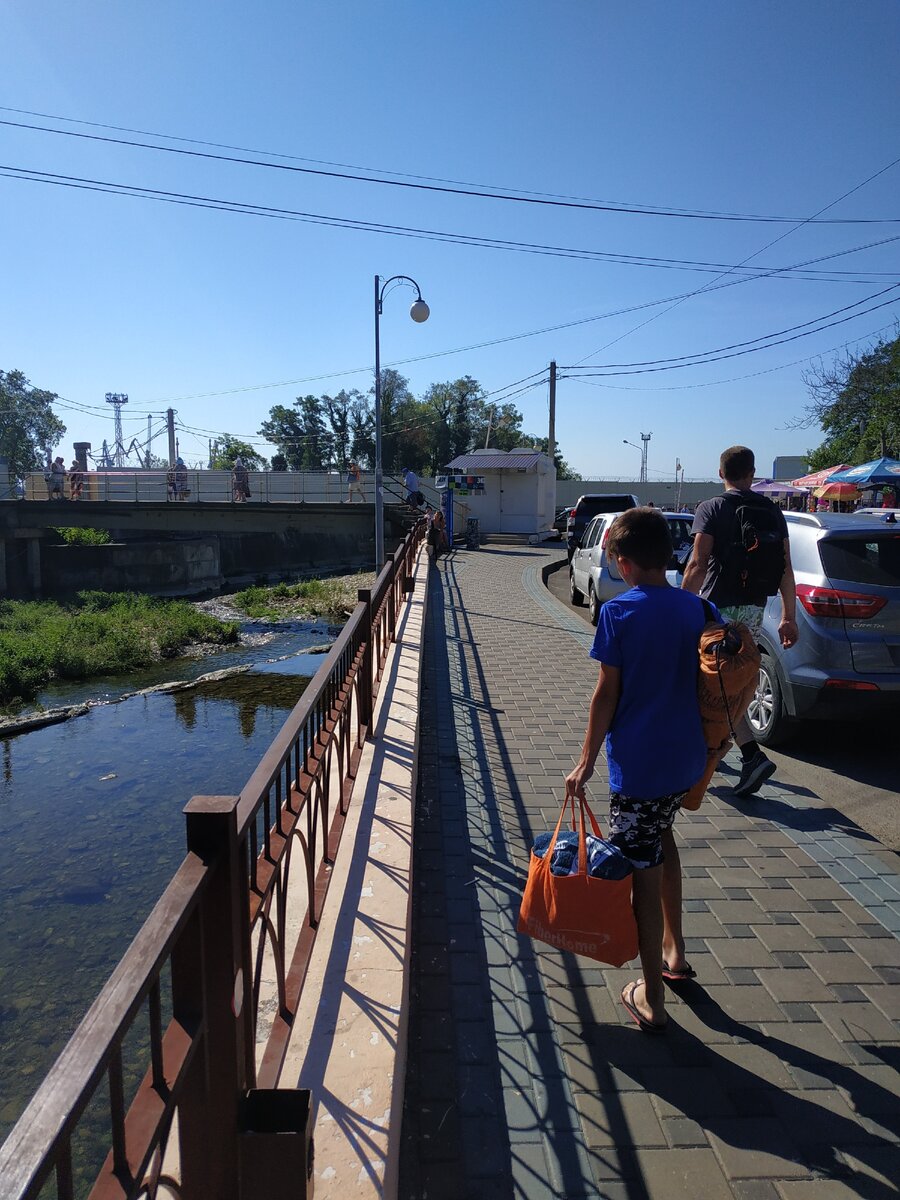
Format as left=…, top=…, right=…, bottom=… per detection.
left=546, top=793, right=604, bottom=875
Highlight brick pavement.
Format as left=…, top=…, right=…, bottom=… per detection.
left=399, top=546, right=900, bottom=1200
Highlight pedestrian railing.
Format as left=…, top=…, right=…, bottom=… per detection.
left=19, top=469, right=468, bottom=509
left=0, top=518, right=426, bottom=1200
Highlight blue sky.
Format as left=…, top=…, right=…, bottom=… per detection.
left=2, top=0, right=899, bottom=481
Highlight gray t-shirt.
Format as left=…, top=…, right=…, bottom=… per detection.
left=691, top=489, right=788, bottom=607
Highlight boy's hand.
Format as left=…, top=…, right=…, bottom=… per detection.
left=566, top=761, right=593, bottom=800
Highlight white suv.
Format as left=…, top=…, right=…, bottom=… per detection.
left=569, top=511, right=695, bottom=624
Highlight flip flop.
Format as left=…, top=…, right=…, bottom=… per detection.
left=621, top=981, right=667, bottom=1033
left=662, top=961, right=697, bottom=982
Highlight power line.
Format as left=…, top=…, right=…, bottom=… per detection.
left=568, top=320, right=898, bottom=393
left=561, top=290, right=900, bottom=377
left=4, top=162, right=898, bottom=285
left=563, top=284, right=900, bottom=371
left=571, top=151, right=900, bottom=366
left=3, top=114, right=899, bottom=225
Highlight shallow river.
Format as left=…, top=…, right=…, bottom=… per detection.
left=0, top=619, right=329, bottom=1139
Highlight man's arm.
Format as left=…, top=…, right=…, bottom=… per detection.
left=778, top=538, right=799, bottom=648
left=681, top=531, right=713, bottom=595
left=565, top=664, right=621, bottom=799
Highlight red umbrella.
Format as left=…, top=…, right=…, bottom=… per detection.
left=791, top=464, right=852, bottom=487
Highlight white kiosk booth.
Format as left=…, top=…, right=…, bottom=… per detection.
left=442, top=449, right=556, bottom=536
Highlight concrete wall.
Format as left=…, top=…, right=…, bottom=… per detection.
left=556, top=478, right=722, bottom=509
left=41, top=539, right=223, bottom=598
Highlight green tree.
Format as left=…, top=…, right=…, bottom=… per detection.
left=422, top=376, right=486, bottom=471
left=375, top=369, right=429, bottom=473
left=209, top=434, right=268, bottom=471
left=270, top=453, right=288, bottom=472
left=323, top=389, right=364, bottom=473
left=514, top=434, right=581, bottom=480
left=259, top=396, right=332, bottom=470
left=800, top=332, right=900, bottom=469
left=0, top=368, right=66, bottom=480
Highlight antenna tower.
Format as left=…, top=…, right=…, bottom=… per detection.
left=105, top=393, right=129, bottom=468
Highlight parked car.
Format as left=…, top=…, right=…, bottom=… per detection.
left=553, top=506, right=572, bottom=538
left=566, top=493, right=638, bottom=561
left=569, top=511, right=694, bottom=624
left=746, top=512, right=900, bottom=745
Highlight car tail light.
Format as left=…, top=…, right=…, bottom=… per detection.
left=823, top=679, right=880, bottom=690
left=601, top=527, right=611, bottom=549
left=796, top=584, right=887, bottom=620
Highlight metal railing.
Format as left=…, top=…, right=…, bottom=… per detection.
left=19, top=470, right=471, bottom=514
left=0, top=519, right=426, bottom=1200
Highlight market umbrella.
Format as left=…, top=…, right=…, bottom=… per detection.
left=791, top=464, right=852, bottom=487
left=813, top=482, right=860, bottom=500
left=752, top=479, right=808, bottom=496
left=826, top=457, right=900, bottom=487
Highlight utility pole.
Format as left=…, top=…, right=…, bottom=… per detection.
left=167, top=408, right=177, bottom=466
left=484, top=407, right=494, bottom=449
left=548, top=361, right=557, bottom=470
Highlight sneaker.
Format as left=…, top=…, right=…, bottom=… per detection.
left=733, top=750, right=776, bottom=797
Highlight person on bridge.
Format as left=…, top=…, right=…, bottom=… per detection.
left=68, top=459, right=84, bottom=500
left=346, top=461, right=366, bottom=503
left=48, top=456, right=66, bottom=500
left=402, top=465, right=421, bottom=509
left=566, top=507, right=716, bottom=1033
left=681, top=445, right=798, bottom=798
left=174, top=458, right=189, bottom=501
left=232, top=456, right=250, bottom=502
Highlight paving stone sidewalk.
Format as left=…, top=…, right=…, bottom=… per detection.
left=399, top=546, right=900, bottom=1200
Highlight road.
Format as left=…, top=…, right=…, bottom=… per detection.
left=544, top=553, right=900, bottom=852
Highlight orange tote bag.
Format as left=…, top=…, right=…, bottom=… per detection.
left=517, top=795, right=638, bottom=967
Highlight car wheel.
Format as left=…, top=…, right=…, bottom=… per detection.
left=746, top=656, right=794, bottom=747
left=588, top=582, right=600, bottom=626
left=569, top=570, right=583, bottom=606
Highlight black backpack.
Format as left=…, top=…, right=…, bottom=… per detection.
left=720, top=493, right=786, bottom=602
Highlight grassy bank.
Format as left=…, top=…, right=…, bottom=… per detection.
left=0, top=592, right=239, bottom=704
left=231, top=571, right=376, bottom=621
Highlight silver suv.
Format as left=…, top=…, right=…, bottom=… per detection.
left=569, top=511, right=694, bottom=624
left=748, top=511, right=900, bottom=745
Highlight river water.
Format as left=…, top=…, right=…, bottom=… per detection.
left=0, top=618, right=330, bottom=1139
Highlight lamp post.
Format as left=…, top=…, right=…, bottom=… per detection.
left=374, top=274, right=430, bottom=569
left=623, top=439, right=643, bottom=482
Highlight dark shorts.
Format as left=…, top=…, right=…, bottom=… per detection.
left=608, top=790, right=685, bottom=869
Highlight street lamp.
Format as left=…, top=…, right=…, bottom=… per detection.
left=374, top=274, right=430, bottom=568
left=623, top=438, right=643, bottom=480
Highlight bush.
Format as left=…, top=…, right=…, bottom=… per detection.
left=0, top=594, right=239, bottom=704
left=230, top=571, right=374, bottom=622
left=53, top=527, right=112, bottom=546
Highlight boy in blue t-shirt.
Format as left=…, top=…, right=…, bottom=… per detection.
left=566, top=508, right=715, bottom=1032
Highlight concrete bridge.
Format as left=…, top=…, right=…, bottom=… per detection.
left=3, top=531, right=899, bottom=1199
left=0, top=500, right=415, bottom=597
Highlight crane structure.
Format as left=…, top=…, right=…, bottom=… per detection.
left=105, top=393, right=129, bottom=468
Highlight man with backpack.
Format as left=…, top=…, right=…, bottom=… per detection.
left=682, top=446, right=798, bottom=796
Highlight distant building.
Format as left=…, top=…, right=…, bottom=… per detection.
left=772, top=455, right=808, bottom=481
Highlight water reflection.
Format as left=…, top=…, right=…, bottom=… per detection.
left=0, top=666, right=311, bottom=1139
left=171, top=671, right=309, bottom=739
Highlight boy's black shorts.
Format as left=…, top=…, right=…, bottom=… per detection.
left=608, top=790, right=685, bottom=869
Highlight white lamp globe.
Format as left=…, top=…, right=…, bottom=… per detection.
left=409, top=299, right=430, bottom=323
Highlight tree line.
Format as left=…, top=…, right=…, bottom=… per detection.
left=800, top=331, right=900, bottom=469
left=249, top=369, right=579, bottom=479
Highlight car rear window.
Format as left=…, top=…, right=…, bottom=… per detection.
left=819, top=535, right=900, bottom=587
left=577, top=496, right=636, bottom=519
